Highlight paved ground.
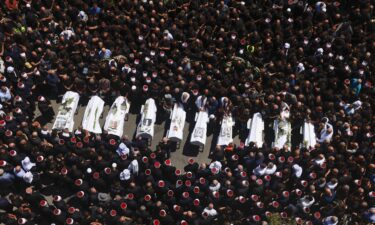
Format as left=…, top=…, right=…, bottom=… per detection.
left=36, top=99, right=241, bottom=170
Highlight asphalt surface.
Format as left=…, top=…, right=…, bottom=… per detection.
left=36, top=99, right=242, bottom=170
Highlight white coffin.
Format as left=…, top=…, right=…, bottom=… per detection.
left=217, top=115, right=235, bottom=146
left=82, top=96, right=105, bottom=134
left=190, top=110, right=209, bottom=147
left=52, top=91, right=80, bottom=132
left=301, top=121, right=317, bottom=149
left=167, top=103, right=186, bottom=142
left=273, top=118, right=292, bottom=149
left=245, top=112, right=264, bottom=147
left=136, top=98, right=157, bottom=139
left=104, top=96, right=130, bottom=137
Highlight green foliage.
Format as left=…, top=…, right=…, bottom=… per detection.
left=268, top=214, right=297, bottom=225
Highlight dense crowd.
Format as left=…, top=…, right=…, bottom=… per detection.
left=0, top=0, right=374, bottom=224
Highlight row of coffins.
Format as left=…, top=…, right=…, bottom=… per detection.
left=53, top=92, right=130, bottom=137
left=53, top=92, right=332, bottom=148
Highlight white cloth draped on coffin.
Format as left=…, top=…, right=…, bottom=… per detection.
left=52, top=91, right=80, bottom=132
left=273, top=118, right=292, bottom=149
left=136, top=98, right=157, bottom=139
left=190, top=110, right=209, bottom=147
left=104, top=96, right=130, bottom=137
left=245, top=112, right=264, bottom=147
left=217, top=115, right=235, bottom=146
left=301, top=121, right=317, bottom=149
left=82, top=96, right=105, bottom=134
left=167, top=103, right=186, bottom=142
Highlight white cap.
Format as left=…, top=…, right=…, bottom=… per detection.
left=87, top=168, right=92, bottom=173
left=119, top=169, right=131, bottom=180
left=284, top=43, right=290, bottom=49
left=292, top=164, right=303, bottom=178
left=23, top=171, right=34, bottom=183
left=22, top=157, right=36, bottom=171
left=7, top=66, right=14, bottom=73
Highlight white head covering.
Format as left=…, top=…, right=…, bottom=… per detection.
left=292, top=164, right=303, bottom=178
left=264, top=164, right=277, bottom=175
left=6, top=66, right=14, bottom=73
left=298, top=195, right=315, bottom=208
left=116, top=143, right=130, bottom=156
left=326, top=181, right=338, bottom=190
left=296, top=63, right=305, bottom=74
left=253, top=165, right=267, bottom=176
left=128, top=159, right=139, bottom=175
left=209, top=161, right=222, bottom=174
left=181, top=92, right=190, bottom=103
left=22, top=157, right=36, bottom=171
left=318, top=119, right=333, bottom=143
left=323, top=216, right=338, bottom=225
left=23, top=171, right=34, bottom=183
left=119, top=169, right=131, bottom=181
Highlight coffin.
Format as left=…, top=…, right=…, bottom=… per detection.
left=300, top=121, right=316, bottom=149
left=273, top=118, right=292, bottom=150
left=245, top=112, right=264, bottom=147
left=82, top=96, right=105, bottom=134
left=52, top=91, right=80, bottom=132
left=136, top=98, right=157, bottom=139
left=190, top=110, right=209, bottom=147
left=104, top=96, right=130, bottom=137
left=217, top=115, right=235, bottom=146
left=167, top=103, right=186, bottom=142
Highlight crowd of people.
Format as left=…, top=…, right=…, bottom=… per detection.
left=0, top=0, right=374, bottom=224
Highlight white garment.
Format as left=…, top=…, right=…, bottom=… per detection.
left=344, top=100, right=362, bottom=115
left=314, top=157, right=326, bottom=166
left=326, top=181, right=338, bottom=190
left=60, top=29, right=75, bottom=40
left=203, top=207, right=217, bottom=217
left=14, top=168, right=26, bottom=179
left=264, top=165, right=277, bottom=175
left=209, top=183, right=221, bottom=192
left=253, top=166, right=266, bottom=176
